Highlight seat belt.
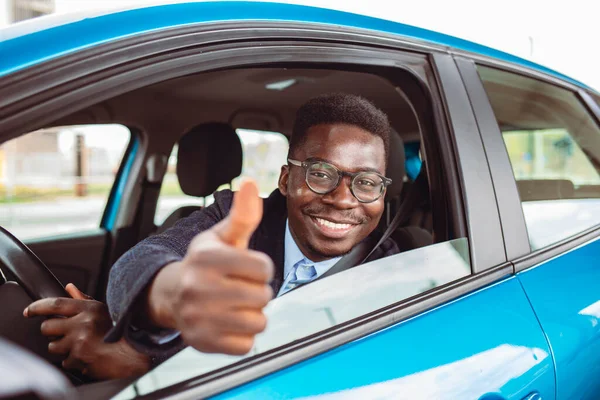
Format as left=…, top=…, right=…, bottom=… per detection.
left=318, top=165, right=429, bottom=280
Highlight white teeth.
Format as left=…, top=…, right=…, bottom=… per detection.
left=315, top=218, right=352, bottom=230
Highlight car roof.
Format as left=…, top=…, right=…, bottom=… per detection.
left=0, top=1, right=590, bottom=90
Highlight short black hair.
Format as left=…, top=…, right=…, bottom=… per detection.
left=289, top=93, right=390, bottom=161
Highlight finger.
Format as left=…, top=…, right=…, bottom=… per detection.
left=190, top=333, right=256, bottom=356
left=214, top=179, right=263, bottom=249
left=211, top=310, right=268, bottom=335
left=65, top=283, right=93, bottom=300
left=25, top=298, right=84, bottom=318
left=190, top=246, right=274, bottom=283
left=48, top=337, right=72, bottom=356
left=40, top=318, right=70, bottom=337
left=216, top=278, right=273, bottom=308
left=213, top=334, right=256, bottom=355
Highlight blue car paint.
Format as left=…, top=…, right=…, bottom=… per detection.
left=101, top=137, right=139, bottom=231
left=211, top=277, right=555, bottom=400
left=0, top=1, right=589, bottom=90
left=3, top=3, right=600, bottom=398
left=518, top=236, right=600, bottom=400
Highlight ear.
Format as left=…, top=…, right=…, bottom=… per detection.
left=278, top=165, right=290, bottom=196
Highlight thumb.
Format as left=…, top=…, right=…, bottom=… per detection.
left=215, top=179, right=263, bottom=249
left=65, top=283, right=93, bottom=300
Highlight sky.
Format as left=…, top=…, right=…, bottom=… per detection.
left=51, top=0, right=600, bottom=91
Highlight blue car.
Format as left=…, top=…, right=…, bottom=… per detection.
left=1, top=2, right=600, bottom=399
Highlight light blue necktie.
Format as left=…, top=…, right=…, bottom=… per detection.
left=280, top=259, right=317, bottom=295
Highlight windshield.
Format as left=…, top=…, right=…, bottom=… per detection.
left=112, top=239, right=470, bottom=399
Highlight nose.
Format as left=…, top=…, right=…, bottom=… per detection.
left=321, top=176, right=359, bottom=209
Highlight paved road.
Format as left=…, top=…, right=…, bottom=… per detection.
left=0, top=192, right=269, bottom=241
left=0, top=196, right=206, bottom=241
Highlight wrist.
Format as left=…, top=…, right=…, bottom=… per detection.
left=147, top=261, right=182, bottom=329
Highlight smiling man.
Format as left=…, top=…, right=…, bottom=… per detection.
left=32, top=93, right=399, bottom=373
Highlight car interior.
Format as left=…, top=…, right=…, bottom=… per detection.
left=478, top=66, right=600, bottom=202
left=0, top=65, right=444, bottom=394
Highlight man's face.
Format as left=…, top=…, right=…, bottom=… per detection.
left=278, top=123, right=386, bottom=262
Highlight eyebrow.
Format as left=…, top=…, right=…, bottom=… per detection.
left=307, top=157, right=384, bottom=174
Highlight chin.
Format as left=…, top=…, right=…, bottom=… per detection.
left=310, top=241, right=354, bottom=259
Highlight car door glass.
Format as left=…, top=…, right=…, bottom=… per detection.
left=478, top=66, right=600, bottom=250
left=155, top=129, right=288, bottom=225
left=0, top=125, right=131, bottom=240
left=114, top=238, right=471, bottom=398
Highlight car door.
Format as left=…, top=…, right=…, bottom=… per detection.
left=0, top=124, right=136, bottom=297
left=0, top=5, right=556, bottom=397
left=459, top=58, right=600, bottom=399
left=187, top=52, right=554, bottom=400
left=63, top=27, right=558, bottom=400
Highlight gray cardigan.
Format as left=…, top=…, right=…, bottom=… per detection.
left=105, top=189, right=398, bottom=365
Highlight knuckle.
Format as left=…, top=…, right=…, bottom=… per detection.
left=261, top=285, right=274, bottom=303
left=90, top=301, right=106, bottom=313
left=249, top=312, right=267, bottom=333
left=74, top=335, right=90, bottom=352
left=51, top=297, right=63, bottom=309
left=81, top=315, right=95, bottom=330
left=238, top=338, right=255, bottom=355
left=253, top=252, right=274, bottom=279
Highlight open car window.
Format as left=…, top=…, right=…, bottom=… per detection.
left=478, top=66, right=600, bottom=250
left=0, top=125, right=130, bottom=240
left=114, top=238, right=471, bottom=398
left=102, top=53, right=480, bottom=397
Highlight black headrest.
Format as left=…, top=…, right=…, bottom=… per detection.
left=385, top=129, right=406, bottom=199
left=176, top=122, right=243, bottom=198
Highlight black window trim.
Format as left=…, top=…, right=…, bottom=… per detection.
left=455, top=57, right=531, bottom=262
left=431, top=53, right=506, bottom=271
left=452, top=49, right=587, bottom=95
left=0, top=23, right=507, bottom=397
left=459, top=57, right=600, bottom=272
left=0, top=21, right=446, bottom=133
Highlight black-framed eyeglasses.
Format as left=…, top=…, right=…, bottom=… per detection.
left=288, top=158, right=392, bottom=203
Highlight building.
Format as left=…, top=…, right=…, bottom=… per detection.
left=0, top=0, right=54, bottom=27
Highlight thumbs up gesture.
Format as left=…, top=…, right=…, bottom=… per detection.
left=146, top=180, right=274, bottom=355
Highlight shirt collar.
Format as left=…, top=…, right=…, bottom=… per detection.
left=283, top=219, right=342, bottom=279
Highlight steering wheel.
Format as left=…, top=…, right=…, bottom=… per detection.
left=0, top=226, right=67, bottom=299
left=0, top=226, right=92, bottom=385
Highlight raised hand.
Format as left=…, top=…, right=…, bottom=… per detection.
left=147, top=179, right=274, bottom=355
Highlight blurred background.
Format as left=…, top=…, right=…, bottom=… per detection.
left=0, top=0, right=598, bottom=240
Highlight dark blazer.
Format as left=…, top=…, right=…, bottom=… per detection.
left=105, top=189, right=398, bottom=364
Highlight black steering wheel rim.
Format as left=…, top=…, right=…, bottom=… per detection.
left=0, top=226, right=68, bottom=299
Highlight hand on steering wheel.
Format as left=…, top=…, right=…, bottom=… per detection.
left=24, top=284, right=150, bottom=380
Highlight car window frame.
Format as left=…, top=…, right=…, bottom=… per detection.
left=458, top=55, right=600, bottom=272
left=0, top=123, right=138, bottom=242
left=0, top=22, right=508, bottom=398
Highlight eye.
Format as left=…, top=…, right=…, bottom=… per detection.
left=309, top=170, right=334, bottom=180
left=357, top=179, right=376, bottom=187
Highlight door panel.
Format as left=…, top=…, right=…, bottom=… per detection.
left=26, top=229, right=109, bottom=296
left=517, top=237, right=600, bottom=400
left=212, top=278, right=554, bottom=400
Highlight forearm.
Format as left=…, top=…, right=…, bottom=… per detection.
left=106, top=240, right=183, bottom=323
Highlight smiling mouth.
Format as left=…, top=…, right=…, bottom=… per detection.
left=309, top=216, right=359, bottom=237
left=314, top=217, right=355, bottom=230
